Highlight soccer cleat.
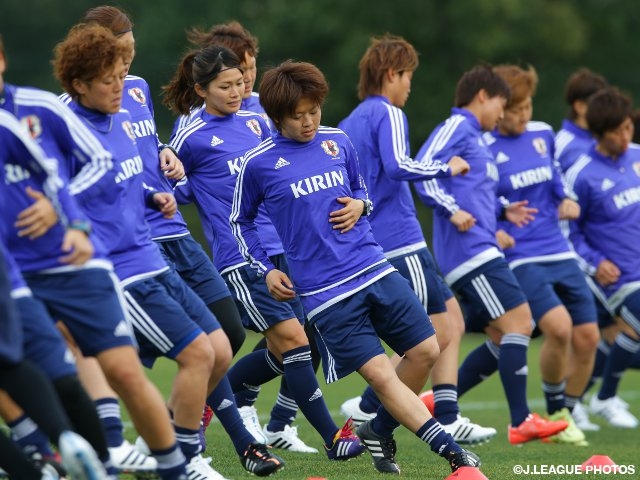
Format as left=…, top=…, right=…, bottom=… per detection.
left=40, top=464, right=61, bottom=480
left=324, top=418, right=366, bottom=461
left=133, top=435, right=151, bottom=456
left=109, top=439, right=158, bottom=472
left=238, top=405, right=268, bottom=443
left=572, top=402, right=600, bottom=431
left=58, top=431, right=109, bottom=480
left=30, top=452, right=67, bottom=478
left=508, top=413, right=569, bottom=445
left=419, top=389, right=436, bottom=416
left=589, top=394, right=639, bottom=428
left=355, top=420, right=400, bottom=474
left=339, top=396, right=377, bottom=427
left=541, top=408, right=588, bottom=445
left=186, top=454, right=229, bottom=480
left=447, top=448, right=482, bottom=472
left=263, top=425, right=319, bottom=453
left=441, top=415, right=497, bottom=445
left=240, top=443, right=284, bottom=477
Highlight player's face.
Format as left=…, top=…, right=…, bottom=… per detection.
left=241, top=52, right=257, bottom=99
left=389, top=70, right=413, bottom=108
left=480, top=95, right=507, bottom=131
left=119, top=31, right=136, bottom=76
left=597, top=116, right=633, bottom=158
left=279, top=97, right=321, bottom=143
left=499, top=97, right=532, bottom=136
left=75, top=57, right=126, bottom=114
left=198, top=67, right=244, bottom=117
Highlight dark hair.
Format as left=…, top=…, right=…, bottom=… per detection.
left=259, top=60, right=328, bottom=131
left=53, top=23, right=128, bottom=98
left=186, top=21, right=258, bottom=61
left=586, top=86, right=633, bottom=138
left=81, top=5, right=133, bottom=36
left=162, top=45, right=242, bottom=115
left=493, top=64, right=538, bottom=108
left=454, top=64, right=510, bottom=108
left=357, top=34, right=418, bottom=100
left=564, top=68, right=608, bottom=121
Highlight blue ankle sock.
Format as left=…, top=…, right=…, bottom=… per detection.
left=359, top=386, right=381, bottom=414
left=416, top=418, right=463, bottom=457
left=266, top=391, right=298, bottom=433
left=542, top=380, right=566, bottom=415
left=433, top=384, right=459, bottom=424
left=174, top=425, right=201, bottom=460
left=8, top=414, right=54, bottom=456
left=499, top=333, right=530, bottom=426
left=598, top=333, right=640, bottom=400
left=151, top=444, right=187, bottom=480
left=94, top=397, right=125, bottom=448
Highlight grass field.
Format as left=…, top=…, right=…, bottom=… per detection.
left=128, top=331, right=639, bottom=480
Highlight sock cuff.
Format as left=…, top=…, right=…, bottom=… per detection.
left=265, top=349, right=285, bottom=374
left=501, top=333, right=530, bottom=347
left=282, top=345, right=312, bottom=365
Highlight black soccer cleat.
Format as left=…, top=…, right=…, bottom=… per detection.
left=240, top=442, right=285, bottom=477
left=356, top=420, right=401, bottom=474
left=447, top=448, right=481, bottom=472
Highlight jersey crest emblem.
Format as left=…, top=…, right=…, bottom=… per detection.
left=122, top=120, right=136, bottom=141
left=20, top=115, right=42, bottom=139
left=245, top=119, right=262, bottom=136
left=633, top=162, right=640, bottom=177
left=128, top=87, right=146, bottom=105
left=532, top=137, right=547, bottom=156
left=321, top=140, right=339, bottom=157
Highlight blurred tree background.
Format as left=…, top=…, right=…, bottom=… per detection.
left=3, top=0, right=640, bottom=245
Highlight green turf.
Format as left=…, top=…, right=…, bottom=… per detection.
left=125, top=332, right=639, bottom=480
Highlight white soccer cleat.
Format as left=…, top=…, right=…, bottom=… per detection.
left=263, top=424, right=319, bottom=453
left=572, top=402, right=600, bottom=431
left=58, top=431, right=109, bottom=480
left=133, top=435, right=151, bottom=456
left=589, top=394, right=639, bottom=428
left=238, top=405, right=268, bottom=444
left=339, top=396, right=377, bottom=427
left=40, top=464, right=61, bottom=480
left=186, top=454, right=229, bottom=480
left=441, top=415, right=497, bottom=444
left=109, top=439, right=157, bottom=472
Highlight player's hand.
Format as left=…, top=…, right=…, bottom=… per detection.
left=496, top=229, right=515, bottom=250
left=159, top=147, right=185, bottom=180
left=557, top=198, right=580, bottom=220
left=329, top=197, right=363, bottom=233
left=450, top=209, right=476, bottom=232
left=505, top=200, right=537, bottom=227
left=448, top=156, right=470, bottom=176
left=153, top=192, right=177, bottom=219
left=266, top=269, right=296, bottom=301
left=59, top=229, right=94, bottom=265
left=15, top=187, right=58, bottom=239
left=595, top=259, right=620, bottom=287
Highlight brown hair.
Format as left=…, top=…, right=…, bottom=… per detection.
left=162, top=45, right=242, bottom=115
left=259, top=60, right=328, bottom=131
left=52, top=23, right=128, bottom=98
left=357, top=34, right=418, bottom=100
left=454, top=64, right=511, bottom=108
left=564, top=68, right=608, bottom=121
left=493, top=64, right=538, bottom=108
left=586, top=86, right=632, bottom=138
left=186, top=21, right=258, bottom=61
left=80, top=5, right=133, bottom=36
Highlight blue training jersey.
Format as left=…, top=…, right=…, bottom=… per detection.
left=0, top=84, right=111, bottom=272
left=485, top=121, right=575, bottom=268
left=413, top=108, right=505, bottom=284
left=68, top=102, right=168, bottom=284
left=554, top=119, right=595, bottom=172
left=565, top=143, right=640, bottom=299
left=231, top=127, right=389, bottom=300
left=170, top=109, right=274, bottom=272
left=338, top=95, right=451, bottom=254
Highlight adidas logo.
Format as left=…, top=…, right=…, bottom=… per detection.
left=114, top=320, right=131, bottom=337
left=495, top=151, right=510, bottom=163
left=274, top=157, right=290, bottom=169
left=217, top=399, right=234, bottom=410
left=210, top=135, right=224, bottom=147
left=601, top=178, right=615, bottom=191
left=309, top=388, right=323, bottom=402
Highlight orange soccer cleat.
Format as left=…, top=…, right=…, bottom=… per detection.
left=508, top=412, right=569, bottom=445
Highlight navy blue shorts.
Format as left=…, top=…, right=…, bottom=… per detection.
left=155, top=235, right=231, bottom=305
left=584, top=276, right=616, bottom=328
left=452, top=258, right=528, bottom=333
left=513, top=259, right=597, bottom=326
left=16, top=296, right=76, bottom=379
left=24, top=268, right=135, bottom=357
left=616, top=289, right=640, bottom=336
left=0, top=259, right=23, bottom=365
left=223, top=261, right=304, bottom=333
left=389, top=247, right=453, bottom=315
left=311, top=271, right=436, bottom=383
left=124, top=269, right=220, bottom=368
